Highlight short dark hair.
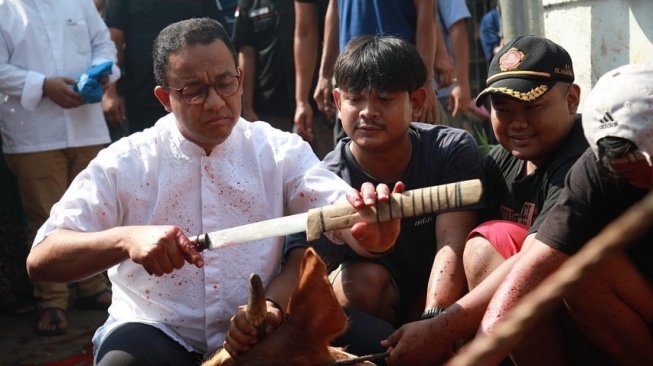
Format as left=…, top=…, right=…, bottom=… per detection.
left=334, top=35, right=426, bottom=93
left=152, top=18, right=236, bottom=87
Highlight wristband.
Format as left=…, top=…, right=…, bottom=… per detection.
left=421, top=307, right=445, bottom=320
left=265, top=297, right=285, bottom=323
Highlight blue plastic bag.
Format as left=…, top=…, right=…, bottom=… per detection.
left=74, top=61, right=113, bottom=104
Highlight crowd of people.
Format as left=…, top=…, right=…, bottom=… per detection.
left=1, top=0, right=651, bottom=365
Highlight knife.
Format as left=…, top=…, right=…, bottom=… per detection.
left=190, top=179, right=482, bottom=251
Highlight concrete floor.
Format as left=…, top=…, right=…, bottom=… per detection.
left=0, top=306, right=106, bottom=366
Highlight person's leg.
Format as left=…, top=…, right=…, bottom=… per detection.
left=5, top=150, right=70, bottom=334
left=331, top=261, right=398, bottom=325
left=333, top=307, right=395, bottom=366
left=508, top=308, right=568, bottom=366
left=564, top=252, right=653, bottom=365
left=64, top=146, right=112, bottom=305
left=463, top=220, right=527, bottom=289
left=463, top=221, right=563, bottom=365
left=96, top=323, right=203, bottom=366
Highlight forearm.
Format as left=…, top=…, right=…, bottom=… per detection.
left=425, top=247, right=467, bottom=310
left=426, top=211, right=477, bottom=309
left=414, top=0, right=437, bottom=86
left=27, top=227, right=130, bottom=283
left=480, top=241, right=567, bottom=335
left=238, top=47, right=257, bottom=116
left=449, top=21, right=470, bottom=87
left=109, top=28, right=125, bottom=68
left=445, top=253, right=522, bottom=338
left=317, top=0, right=338, bottom=82
left=265, top=248, right=305, bottom=309
left=294, top=3, right=317, bottom=106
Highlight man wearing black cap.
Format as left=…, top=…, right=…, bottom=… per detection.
left=382, top=35, right=589, bottom=365
left=482, top=64, right=653, bottom=365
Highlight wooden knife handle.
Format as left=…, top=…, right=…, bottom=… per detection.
left=305, top=179, right=482, bottom=241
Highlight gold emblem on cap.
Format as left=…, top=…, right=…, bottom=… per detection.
left=499, top=48, right=525, bottom=71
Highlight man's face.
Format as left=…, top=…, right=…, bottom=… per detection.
left=333, top=88, right=422, bottom=153
left=154, top=40, right=242, bottom=154
left=490, top=83, right=579, bottom=166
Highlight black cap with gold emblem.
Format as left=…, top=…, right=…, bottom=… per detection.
left=475, top=35, right=574, bottom=106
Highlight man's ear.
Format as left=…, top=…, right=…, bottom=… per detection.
left=154, top=86, right=173, bottom=112
left=332, top=88, right=343, bottom=112
left=566, top=84, right=581, bottom=115
left=410, top=87, right=427, bottom=120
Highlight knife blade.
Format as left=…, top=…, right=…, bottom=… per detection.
left=190, top=179, right=482, bottom=251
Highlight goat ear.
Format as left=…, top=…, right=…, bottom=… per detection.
left=287, top=247, right=347, bottom=343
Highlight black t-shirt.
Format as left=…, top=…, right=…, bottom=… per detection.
left=285, top=123, right=484, bottom=304
left=536, top=149, right=653, bottom=281
left=232, top=0, right=295, bottom=117
left=104, top=0, right=225, bottom=106
left=482, top=116, right=588, bottom=235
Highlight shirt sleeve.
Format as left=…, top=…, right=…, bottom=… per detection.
left=86, top=0, right=120, bottom=82
left=0, top=28, right=43, bottom=106
left=437, top=0, right=471, bottom=30
left=535, top=151, right=604, bottom=254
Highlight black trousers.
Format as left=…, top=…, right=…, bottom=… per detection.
left=96, top=322, right=203, bottom=366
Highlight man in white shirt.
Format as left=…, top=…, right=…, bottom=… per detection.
left=26, top=18, right=401, bottom=365
left=0, top=0, right=120, bottom=336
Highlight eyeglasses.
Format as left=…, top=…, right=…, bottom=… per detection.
left=166, top=71, right=241, bottom=105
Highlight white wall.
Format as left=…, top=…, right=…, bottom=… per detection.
left=542, top=0, right=653, bottom=108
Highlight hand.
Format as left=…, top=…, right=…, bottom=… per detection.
left=415, top=87, right=438, bottom=124
left=434, top=55, right=455, bottom=89
left=293, top=101, right=314, bottom=142
left=344, top=181, right=405, bottom=255
left=43, top=77, right=84, bottom=109
left=313, top=76, right=336, bottom=119
left=382, top=318, right=454, bottom=366
left=449, top=84, right=471, bottom=118
left=124, top=225, right=204, bottom=276
left=223, top=301, right=283, bottom=357
left=102, top=84, right=127, bottom=125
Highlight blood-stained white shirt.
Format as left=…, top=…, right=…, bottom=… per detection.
left=33, top=115, right=351, bottom=354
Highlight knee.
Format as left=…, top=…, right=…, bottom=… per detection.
left=463, top=235, right=501, bottom=288
left=339, top=263, right=395, bottom=312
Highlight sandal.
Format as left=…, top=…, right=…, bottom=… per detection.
left=34, top=307, right=67, bottom=336
left=74, top=288, right=112, bottom=310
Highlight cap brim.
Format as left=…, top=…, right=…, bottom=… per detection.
left=475, top=78, right=556, bottom=106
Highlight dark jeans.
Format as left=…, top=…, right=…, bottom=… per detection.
left=334, top=307, right=395, bottom=366
left=96, top=323, right=203, bottom=366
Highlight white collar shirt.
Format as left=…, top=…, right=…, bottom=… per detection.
left=34, top=115, right=351, bottom=354
left=0, top=0, right=119, bottom=153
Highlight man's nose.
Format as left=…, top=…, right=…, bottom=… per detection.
left=508, top=112, right=528, bottom=129
left=204, top=86, right=226, bottom=110
left=360, top=101, right=379, bottom=119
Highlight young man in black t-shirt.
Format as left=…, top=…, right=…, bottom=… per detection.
left=284, top=35, right=483, bottom=360
left=488, top=64, right=653, bottom=365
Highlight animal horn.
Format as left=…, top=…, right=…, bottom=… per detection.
left=246, top=273, right=267, bottom=334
